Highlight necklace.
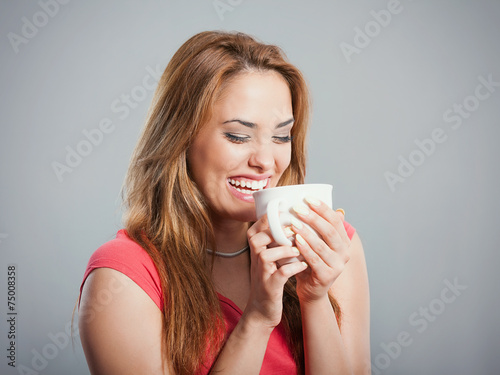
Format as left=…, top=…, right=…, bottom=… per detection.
left=206, top=244, right=249, bottom=258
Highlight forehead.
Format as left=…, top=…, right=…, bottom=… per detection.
left=214, top=71, right=293, bottom=121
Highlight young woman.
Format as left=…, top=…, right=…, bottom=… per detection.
left=78, top=31, right=370, bottom=374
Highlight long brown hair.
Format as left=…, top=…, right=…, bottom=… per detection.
left=122, top=30, right=341, bottom=375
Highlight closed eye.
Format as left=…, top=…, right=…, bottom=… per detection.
left=273, top=135, right=293, bottom=143
left=224, top=133, right=250, bottom=143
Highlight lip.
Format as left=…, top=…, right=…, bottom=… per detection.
left=227, top=180, right=256, bottom=202
left=229, top=174, right=272, bottom=181
left=226, top=175, right=271, bottom=202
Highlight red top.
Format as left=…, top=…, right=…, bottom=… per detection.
left=80, top=222, right=356, bottom=374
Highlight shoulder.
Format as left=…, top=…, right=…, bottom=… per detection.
left=86, top=229, right=152, bottom=266
left=78, top=231, right=171, bottom=373
left=79, top=267, right=171, bottom=374
left=80, top=230, right=163, bottom=310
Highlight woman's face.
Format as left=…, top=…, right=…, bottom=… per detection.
left=188, top=70, right=294, bottom=223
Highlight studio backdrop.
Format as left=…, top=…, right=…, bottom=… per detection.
left=1, top=1, right=499, bottom=374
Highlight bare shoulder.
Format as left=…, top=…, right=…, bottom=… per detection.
left=79, top=268, right=172, bottom=375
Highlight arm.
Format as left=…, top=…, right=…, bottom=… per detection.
left=300, top=233, right=371, bottom=375
left=208, top=313, right=274, bottom=374
left=331, top=233, right=371, bottom=373
left=290, top=200, right=370, bottom=374
left=207, top=216, right=310, bottom=373
left=79, top=268, right=274, bottom=375
left=79, top=268, right=171, bottom=375
left=210, top=241, right=308, bottom=374
left=79, top=242, right=305, bottom=374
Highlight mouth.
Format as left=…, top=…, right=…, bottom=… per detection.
left=227, top=177, right=270, bottom=202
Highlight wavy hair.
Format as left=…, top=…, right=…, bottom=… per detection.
left=122, top=30, right=341, bottom=375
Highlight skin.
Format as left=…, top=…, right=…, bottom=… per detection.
left=79, top=70, right=371, bottom=374
left=187, top=70, right=294, bottom=225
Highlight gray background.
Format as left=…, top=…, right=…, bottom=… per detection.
left=1, top=1, right=499, bottom=374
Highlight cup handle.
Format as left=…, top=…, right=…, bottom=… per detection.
left=267, top=198, right=292, bottom=246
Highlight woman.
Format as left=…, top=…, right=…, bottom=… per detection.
left=78, top=31, right=370, bottom=374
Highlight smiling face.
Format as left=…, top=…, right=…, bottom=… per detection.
left=187, top=70, right=294, bottom=223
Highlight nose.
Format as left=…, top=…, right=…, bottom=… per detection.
left=248, top=143, right=275, bottom=172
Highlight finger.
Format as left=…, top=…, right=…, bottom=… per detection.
left=292, top=205, right=348, bottom=251
left=271, top=259, right=308, bottom=286
left=258, top=246, right=302, bottom=266
left=248, top=229, right=275, bottom=256
left=293, top=226, right=337, bottom=270
left=304, top=197, right=346, bottom=227
left=248, top=220, right=295, bottom=251
left=335, top=208, right=345, bottom=221
left=295, top=221, right=350, bottom=269
left=252, top=246, right=306, bottom=289
left=294, top=201, right=350, bottom=246
left=247, top=214, right=270, bottom=238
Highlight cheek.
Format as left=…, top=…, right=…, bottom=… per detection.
left=225, top=147, right=248, bottom=170
left=277, top=145, right=292, bottom=171
left=191, top=137, right=225, bottom=170
left=191, top=139, right=243, bottom=183
left=211, top=139, right=250, bottom=171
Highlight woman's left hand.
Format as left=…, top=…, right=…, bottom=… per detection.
left=291, top=198, right=351, bottom=303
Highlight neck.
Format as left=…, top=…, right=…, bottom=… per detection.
left=211, top=219, right=250, bottom=254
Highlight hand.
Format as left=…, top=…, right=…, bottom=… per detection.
left=244, top=215, right=308, bottom=329
left=290, top=198, right=351, bottom=304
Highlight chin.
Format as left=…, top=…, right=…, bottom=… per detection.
left=223, top=204, right=258, bottom=223
left=209, top=204, right=257, bottom=223
left=231, top=209, right=257, bottom=223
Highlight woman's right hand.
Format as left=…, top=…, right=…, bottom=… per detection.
left=244, top=215, right=308, bottom=329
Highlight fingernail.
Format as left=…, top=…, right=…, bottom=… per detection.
left=336, top=208, right=345, bottom=216
left=293, top=204, right=309, bottom=216
left=292, top=247, right=300, bottom=255
left=295, top=233, right=306, bottom=245
left=284, top=227, right=294, bottom=237
left=290, top=217, right=303, bottom=229
left=301, top=261, right=308, bottom=268
left=305, top=196, right=320, bottom=206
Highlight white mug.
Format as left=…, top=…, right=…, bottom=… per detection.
left=253, top=184, right=333, bottom=263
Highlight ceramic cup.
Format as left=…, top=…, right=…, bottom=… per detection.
left=253, top=184, right=333, bottom=264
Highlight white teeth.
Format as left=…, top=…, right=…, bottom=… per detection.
left=235, top=187, right=252, bottom=195
left=229, top=178, right=269, bottom=191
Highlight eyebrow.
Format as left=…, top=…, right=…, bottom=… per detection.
left=222, top=118, right=294, bottom=129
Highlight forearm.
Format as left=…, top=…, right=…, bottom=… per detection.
left=210, top=313, right=274, bottom=374
left=301, top=295, right=353, bottom=375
